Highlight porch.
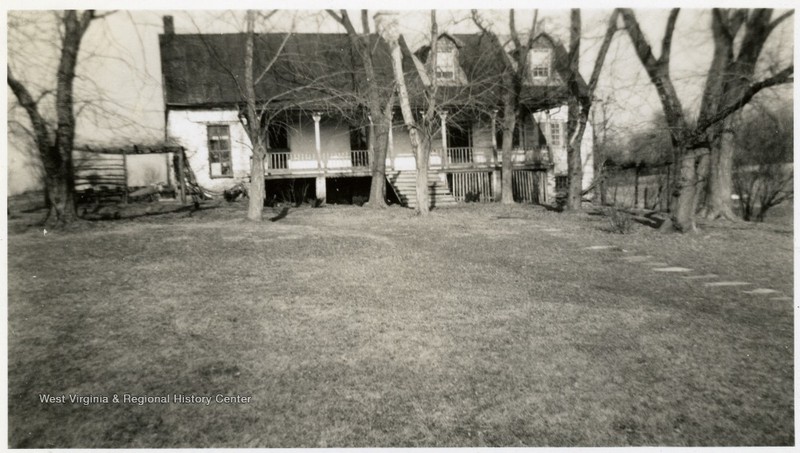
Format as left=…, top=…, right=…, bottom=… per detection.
left=260, top=146, right=552, bottom=179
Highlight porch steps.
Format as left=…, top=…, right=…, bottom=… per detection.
left=388, top=171, right=458, bottom=209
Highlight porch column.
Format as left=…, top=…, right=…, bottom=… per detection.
left=313, top=112, right=323, bottom=169
left=388, top=111, right=394, bottom=170
left=440, top=112, right=448, bottom=151
left=316, top=175, right=326, bottom=202
left=492, top=170, right=501, bottom=202
left=491, top=109, right=498, bottom=164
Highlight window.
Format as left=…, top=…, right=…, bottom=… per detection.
left=267, top=123, right=289, bottom=150
left=529, top=48, right=551, bottom=78
left=349, top=126, right=369, bottom=151
left=549, top=122, right=563, bottom=147
left=556, top=176, right=568, bottom=191
left=436, top=50, right=456, bottom=80
left=207, top=125, right=232, bottom=177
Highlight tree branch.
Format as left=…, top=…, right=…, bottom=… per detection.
left=587, top=9, right=619, bottom=95
left=509, top=9, right=521, bottom=51
left=659, top=8, right=680, bottom=66
left=691, top=64, right=793, bottom=143
left=325, top=9, right=343, bottom=25
left=7, top=65, right=51, bottom=152
left=767, top=9, right=793, bottom=33
left=254, top=31, right=292, bottom=86
left=361, top=10, right=370, bottom=35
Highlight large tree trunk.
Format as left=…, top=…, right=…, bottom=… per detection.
left=247, top=142, right=266, bottom=221
left=243, top=10, right=265, bottom=221
left=368, top=116, right=390, bottom=208
left=672, top=151, right=699, bottom=232
left=500, top=102, right=516, bottom=205
left=702, top=122, right=737, bottom=220
left=565, top=101, right=587, bottom=211
left=44, top=160, right=78, bottom=226
left=46, top=11, right=94, bottom=226
left=415, top=138, right=431, bottom=214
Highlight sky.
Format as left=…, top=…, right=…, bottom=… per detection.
left=4, top=2, right=796, bottom=194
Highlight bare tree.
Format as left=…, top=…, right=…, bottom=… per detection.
left=563, top=9, right=619, bottom=210
left=379, top=11, right=501, bottom=214
left=471, top=9, right=538, bottom=205
left=697, top=9, right=794, bottom=220
left=326, top=10, right=395, bottom=209
left=379, top=11, right=439, bottom=214
left=731, top=101, right=793, bottom=222
left=7, top=10, right=111, bottom=226
left=620, top=8, right=793, bottom=232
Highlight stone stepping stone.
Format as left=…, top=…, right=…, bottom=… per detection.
left=682, top=274, right=718, bottom=280
left=742, top=288, right=779, bottom=295
left=621, top=255, right=651, bottom=262
left=771, top=296, right=793, bottom=301
left=542, top=228, right=562, bottom=232
left=704, top=281, right=751, bottom=287
left=644, top=262, right=669, bottom=267
left=584, top=245, right=625, bottom=251
left=653, top=267, right=692, bottom=273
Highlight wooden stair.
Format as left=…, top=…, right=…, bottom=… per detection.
left=388, top=170, right=458, bottom=209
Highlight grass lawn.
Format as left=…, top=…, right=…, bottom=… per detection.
left=7, top=197, right=794, bottom=447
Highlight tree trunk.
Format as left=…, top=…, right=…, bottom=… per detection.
left=368, top=117, right=389, bottom=208
left=672, top=151, right=698, bottom=232
left=692, top=151, right=710, bottom=214
left=247, top=142, right=266, bottom=221
left=702, top=125, right=737, bottom=220
left=500, top=103, right=516, bottom=205
left=45, top=11, right=93, bottom=226
left=416, top=138, right=431, bottom=214
left=565, top=127, right=584, bottom=210
left=43, top=160, right=78, bottom=226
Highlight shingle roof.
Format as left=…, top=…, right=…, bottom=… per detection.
left=160, top=32, right=401, bottom=110
left=159, top=31, right=577, bottom=113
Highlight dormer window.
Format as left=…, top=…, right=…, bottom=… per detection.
left=529, top=48, right=551, bottom=78
left=435, top=49, right=456, bottom=80
left=433, top=38, right=458, bottom=81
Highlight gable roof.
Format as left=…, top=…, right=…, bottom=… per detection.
left=159, top=31, right=579, bottom=113
left=160, top=32, right=402, bottom=110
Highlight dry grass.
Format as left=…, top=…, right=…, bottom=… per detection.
left=7, top=197, right=794, bottom=447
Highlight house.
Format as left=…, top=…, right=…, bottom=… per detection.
left=158, top=15, right=594, bottom=207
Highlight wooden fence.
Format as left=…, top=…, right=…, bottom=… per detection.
left=447, top=171, right=493, bottom=201
left=601, top=162, right=673, bottom=211
left=72, top=145, right=182, bottom=203
left=512, top=170, right=545, bottom=204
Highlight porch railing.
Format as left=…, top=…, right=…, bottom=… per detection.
left=350, top=150, right=370, bottom=168
left=433, top=146, right=549, bottom=168
left=268, top=149, right=291, bottom=170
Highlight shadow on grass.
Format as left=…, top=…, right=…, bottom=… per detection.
left=82, top=203, right=218, bottom=222
left=270, top=207, right=290, bottom=222
left=587, top=207, right=668, bottom=230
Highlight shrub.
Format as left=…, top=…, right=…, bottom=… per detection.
left=607, top=208, right=634, bottom=234
left=352, top=195, right=368, bottom=207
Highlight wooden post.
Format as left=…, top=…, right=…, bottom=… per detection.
left=665, top=164, right=672, bottom=212
left=490, top=110, right=498, bottom=164
left=122, top=147, right=129, bottom=204
left=178, top=148, right=186, bottom=204
left=313, top=113, right=322, bottom=170
left=165, top=153, right=172, bottom=187
left=634, top=164, right=640, bottom=208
